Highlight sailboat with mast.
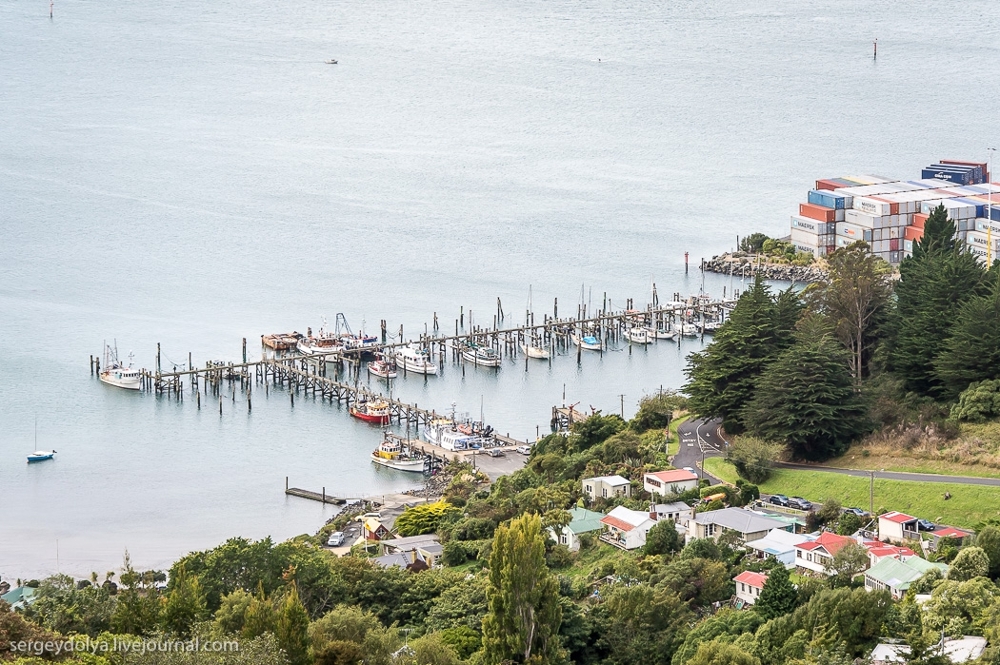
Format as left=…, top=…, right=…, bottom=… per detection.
left=518, top=285, right=550, bottom=359
left=26, top=418, right=57, bottom=463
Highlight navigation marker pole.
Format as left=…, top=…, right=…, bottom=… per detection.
left=873, top=38, right=877, bottom=59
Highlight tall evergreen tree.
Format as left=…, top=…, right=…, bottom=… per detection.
left=482, top=513, right=562, bottom=664
left=685, top=276, right=801, bottom=432
left=934, top=272, right=1000, bottom=398
left=754, top=566, right=797, bottom=620
left=887, top=204, right=987, bottom=398
left=742, top=315, right=868, bottom=460
left=162, top=564, right=207, bottom=638
left=275, top=584, right=310, bottom=665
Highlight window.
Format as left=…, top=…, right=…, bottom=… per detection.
left=560, top=534, right=567, bottom=545
left=648, top=478, right=661, bottom=488
left=602, top=488, right=608, bottom=498
left=740, top=583, right=745, bottom=592
left=797, top=550, right=802, bottom=559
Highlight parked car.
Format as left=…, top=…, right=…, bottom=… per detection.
left=789, top=496, right=813, bottom=510
left=842, top=507, right=868, bottom=517
left=487, top=448, right=505, bottom=457
left=768, top=494, right=790, bottom=507
left=917, top=519, right=936, bottom=532
left=683, top=466, right=696, bottom=474
left=326, top=532, right=345, bottom=547
left=516, top=445, right=533, bottom=455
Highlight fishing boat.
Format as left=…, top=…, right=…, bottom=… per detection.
left=350, top=399, right=391, bottom=425
left=699, top=320, right=722, bottom=334
left=297, top=322, right=343, bottom=356
left=518, top=339, right=550, bottom=359
left=626, top=327, right=651, bottom=344
left=462, top=344, right=501, bottom=367
left=395, top=345, right=438, bottom=375
left=368, top=358, right=397, bottom=379
left=371, top=435, right=425, bottom=472
left=423, top=418, right=477, bottom=451
left=99, top=342, right=140, bottom=390
left=680, top=323, right=699, bottom=337
left=27, top=450, right=56, bottom=463
left=571, top=333, right=602, bottom=351
left=651, top=326, right=677, bottom=340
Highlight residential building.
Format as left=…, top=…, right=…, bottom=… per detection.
left=864, top=555, right=947, bottom=599
left=643, top=469, right=699, bottom=496
left=652, top=501, right=693, bottom=526
left=0, top=586, right=36, bottom=611
left=688, top=507, right=791, bottom=543
left=927, top=526, right=973, bottom=551
left=363, top=517, right=392, bottom=541
left=734, top=571, right=768, bottom=607
left=878, top=512, right=919, bottom=543
left=866, top=543, right=915, bottom=567
left=548, top=506, right=605, bottom=552
left=378, top=535, right=444, bottom=569
left=870, top=636, right=985, bottom=665
left=582, top=475, right=632, bottom=500
left=794, top=531, right=857, bottom=575
left=745, top=529, right=815, bottom=569
left=600, top=506, right=657, bottom=550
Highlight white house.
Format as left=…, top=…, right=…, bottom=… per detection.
left=878, top=512, right=919, bottom=543
left=652, top=501, right=693, bottom=526
left=864, top=556, right=947, bottom=599
left=745, top=529, right=815, bottom=569
left=644, top=469, right=699, bottom=496
left=688, top=507, right=791, bottom=543
left=600, top=506, right=657, bottom=550
left=582, top=475, right=632, bottom=500
left=733, top=570, right=768, bottom=606
left=548, top=506, right=605, bottom=552
left=793, top=531, right=857, bottom=575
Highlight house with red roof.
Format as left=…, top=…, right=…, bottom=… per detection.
left=644, top=469, right=699, bottom=496
left=734, top=571, right=768, bottom=607
left=794, top=531, right=858, bottom=575
left=599, top=506, right=657, bottom=550
left=867, top=543, right=916, bottom=567
left=878, top=512, right=919, bottom=543
left=928, top=526, right=974, bottom=551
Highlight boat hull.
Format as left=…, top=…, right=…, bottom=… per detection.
left=368, top=362, right=398, bottom=379
left=371, top=455, right=426, bottom=472
left=572, top=334, right=602, bottom=351
left=27, top=452, right=55, bottom=463
left=99, top=373, right=140, bottom=390
left=398, top=357, right=438, bottom=374
left=462, top=350, right=501, bottom=367
left=350, top=407, right=390, bottom=425
left=519, top=342, right=550, bottom=359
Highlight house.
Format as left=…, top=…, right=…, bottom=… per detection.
left=373, top=550, right=430, bottom=572
left=864, top=555, right=947, bottom=599
left=652, top=501, right=693, bottom=526
left=600, top=506, right=657, bottom=550
left=363, top=517, right=392, bottom=541
left=745, top=529, right=815, bottom=569
left=794, top=531, right=858, bottom=575
left=866, top=543, right=915, bottom=567
left=549, top=506, right=605, bottom=552
left=582, top=475, right=632, bottom=500
left=644, top=469, right=699, bottom=496
left=382, top=534, right=443, bottom=567
left=688, top=507, right=792, bottom=543
left=733, top=571, right=768, bottom=606
left=927, top=526, right=973, bottom=551
left=878, top=512, right=919, bottom=543
left=0, top=586, right=37, bottom=610
left=870, top=637, right=986, bottom=665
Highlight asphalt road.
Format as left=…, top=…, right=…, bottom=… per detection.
left=776, top=462, right=1000, bottom=487
left=673, top=417, right=727, bottom=483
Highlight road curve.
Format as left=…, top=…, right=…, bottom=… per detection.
left=775, top=462, right=1000, bottom=487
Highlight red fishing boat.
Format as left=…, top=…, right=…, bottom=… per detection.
left=350, top=399, right=391, bottom=425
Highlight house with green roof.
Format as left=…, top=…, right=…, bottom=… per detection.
left=548, top=506, right=605, bottom=552
left=1, top=586, right=37, bottom=610
left=864, top=555, right=947, bottom=599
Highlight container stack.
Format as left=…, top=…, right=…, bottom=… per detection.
left=790, top=159, right=1000, bottom=265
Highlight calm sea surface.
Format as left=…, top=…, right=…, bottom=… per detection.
left=2, top=0, right=998, bottom=579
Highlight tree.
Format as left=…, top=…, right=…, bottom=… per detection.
left=672, top=610, right=764, bottom=665
left=644, top=520, right=683, bottom=556
left=807, top=242, right=893, bottom=384
left=742, top=315, right=868, bottom=461
left=597, top=585, right=694, bottom=665
left=242, top=586, right=276, bottom=639
left=755, top=566, right=797, bottom=620
left=825, top=542, right=870, bottom=587
left=976, top=526, right=1000, bottom=580
left=654, top=558, right=731, bottom=608
left=163, top=564, right=207, bottom=638
left=481, top=513, right=562, bottom=664
left=741, top=233, right=770, bottom=254
left=935, top=275, right=1000, bottom=397
left=395, top=501, right=463, bottom=537
left=947, top=546, right=990, bottom=581
left=21, top=574, right=115, bottom=637
left=214, top=589, right=254, bottom=635
left=632, top=392, right=687, bottom=432
left=274, top=585, right=309, bottom=665
left=726, top=436, right=784, bottom=484
left=922, top=577, right=999, bottom=637
left=950, top=380, right=1000, bottom=422
left=686, top=640, right=761, bottom=665
left=835, top=512, right=862, bottom=536
left=887, top=204, right=987, bottom=398
left=403, top=633, right=463, bottom=665
left=685, top=277, right=802, bottom=432
left=111, top=551, right=163, bottom=636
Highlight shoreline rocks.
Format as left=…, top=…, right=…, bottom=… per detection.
left=702, top=253, right=829, bottom=283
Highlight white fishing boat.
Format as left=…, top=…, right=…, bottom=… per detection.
left=699, top=320, right=722, bottom=334
left=371, top=435, right=426, bottom=472
left=651, top=326, right=677, bottom=340
left=395, top=345, right=438, bottom=375
left=27, top=450, right=56, bottom=463
left=680, top=323, right=699, bottom=337
left=99, top=342, right=140, bottom=390
left=368, top=358, right=397, bottom=379
left=462, top=345, right=501, bottom=367
left=626, top=327, right=651, bottom=344
left=571, top=333, right=602, bottom=351
left=297, top=321, right=343, bottom=356
left=423, top=419, right=476, bottom=451
left=518, top=340, right=550, bottom=359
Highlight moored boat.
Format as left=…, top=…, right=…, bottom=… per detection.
left=350, top=399, right=391, bottom=425
left=462, top=344, right=501, bottom=367
left=368, top=358, right=398, bottom=379
left=518, top=340, right=550, bottom=359
left=371, top=435, right=426, bottom=472
left=99, top=342, right=140, bottom=390
left=423, top=418, right=477, bottom=451
left=651, top=326, right=677, bottom=340
left=27, top=450, right=56, bottom=463
left=261, top=332, right=302, bottom=350
left=626, top=327, right=651, bottom=344
left=680, top=323, right=699, bottom=337
left=571, top=333, right=602, bottom=351
left=395, top=345, right=438, bottom=375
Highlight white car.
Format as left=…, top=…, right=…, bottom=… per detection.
left=326, top=531, right=345, bottom=547
left=516, top=445, right=532, bottom=455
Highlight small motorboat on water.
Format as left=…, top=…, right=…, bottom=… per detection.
left=462, top=344, right=501, bottom=367
left=368, top=358, right=398, bottom=379
left=325, top=59, right=338, bottom=64
left=394, top=345, right=438, bottom=375
left=27, top=450, right=56, bottom=463
left=572, top=333, right=602, bottom=351
left=371, top=434, right=426, bottom=472
left=626, top=327, right=651, bottom=344
left=350, top=399, right=391, bottom=425
left=651, top=326, right=677, bottom=340
left=518, top=340, right=550, bottom=359
left=99, top=342, right=140, bottom=390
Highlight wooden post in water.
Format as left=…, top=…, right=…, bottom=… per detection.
left=242, top=338, right=247, bottom=364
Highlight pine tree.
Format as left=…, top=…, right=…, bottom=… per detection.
left=887, top=204, right=987, bottom=398
left=755, top=565, right=797, bottom=620
left=934, top=273, right=1000, bottom=398
left=685, top=276, right=801, bottom=432
left=162, top=563, right=207, bottom=638
left=275, top=584, right=310, bottom=665
left=482, top=513, right=562, bottom=664
left=742, top=315, right=868, bottom=461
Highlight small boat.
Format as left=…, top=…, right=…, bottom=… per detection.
left=519, top=340, right=550, bottom=359
left=462, top=344, right=501, bottom=367
left=297, top=322, right=343, bottom=356
left=261, top=332, right=302, bottom=351
left=371, top=435, right=426, bottom=472
left=423, top=418, right=477, bottom=451
left=27, top=450, right=56, bottom=463
left=325, top=59, right=338, bottom=65
left=680, top=323, right=699, bottom=337
left=571, top=333, right=602, bottom=351
left=350, top=399, right=391, bottom=425
left=699, top=320, right=722, bottom=334
left=651, top=327, right=677, bottom=340
left=99, top=342, right=140, bottom=390
left=626, top=327, right=651, bottom=344
left=394, top=345, right=438, bottom=375
left=368, top=358, right=397, bottom=379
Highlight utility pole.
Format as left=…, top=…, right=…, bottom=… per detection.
left=618, top=394, right=625, bottom=419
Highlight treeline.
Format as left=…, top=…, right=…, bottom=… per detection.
left=686, top=204, right=1000, bottom=461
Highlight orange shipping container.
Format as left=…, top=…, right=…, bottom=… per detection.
left=799, top=202, right=836, bottom=222
left=912, top=213, right=928, bottom=229
left=904, top=226, right=923, bottom=242
left=815, top=179, right=841, bottom=191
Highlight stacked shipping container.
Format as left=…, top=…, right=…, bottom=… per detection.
left=791, top=159, right=1000, bottom=265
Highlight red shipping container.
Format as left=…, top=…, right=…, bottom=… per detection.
left=904, top=226, right=923, bottom=242
left=913, top=213, right=928, bottom=229
left=871, top=196, right=900, bottom=215
left=799, top=202, right=836, bottom=222
left=815, top=179, right=841, bottom=191
left=889, top=238, right=900, bottom=251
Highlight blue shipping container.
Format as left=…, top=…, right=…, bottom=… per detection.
left=922, top=168, right=972, bottom=185
left=991, top=206, right=1000, bottom=223
left=955, top=198, right=987, bottom=218
left=807, top=189, right=846, bottom=209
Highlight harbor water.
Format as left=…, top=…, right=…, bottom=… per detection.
left=2, top=0, right=998, bottom=578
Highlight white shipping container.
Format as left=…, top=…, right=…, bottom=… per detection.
left=975, top=218, right=1000, bottom=235
left=836, top=222, right=871, bottom=242
left=855, top=196, right=893, bottom=216
left=790, top=215, right=834, bottom=236
left=844, top=209, right=878, bottom=228
left=834, top=208, right=845, bottom=222
left=889, top=226, right=900, bottom=239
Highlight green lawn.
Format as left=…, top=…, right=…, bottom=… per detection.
left=666, top=414, right=692, bottom=457
left=704, top=457, right=1000, bottom=528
